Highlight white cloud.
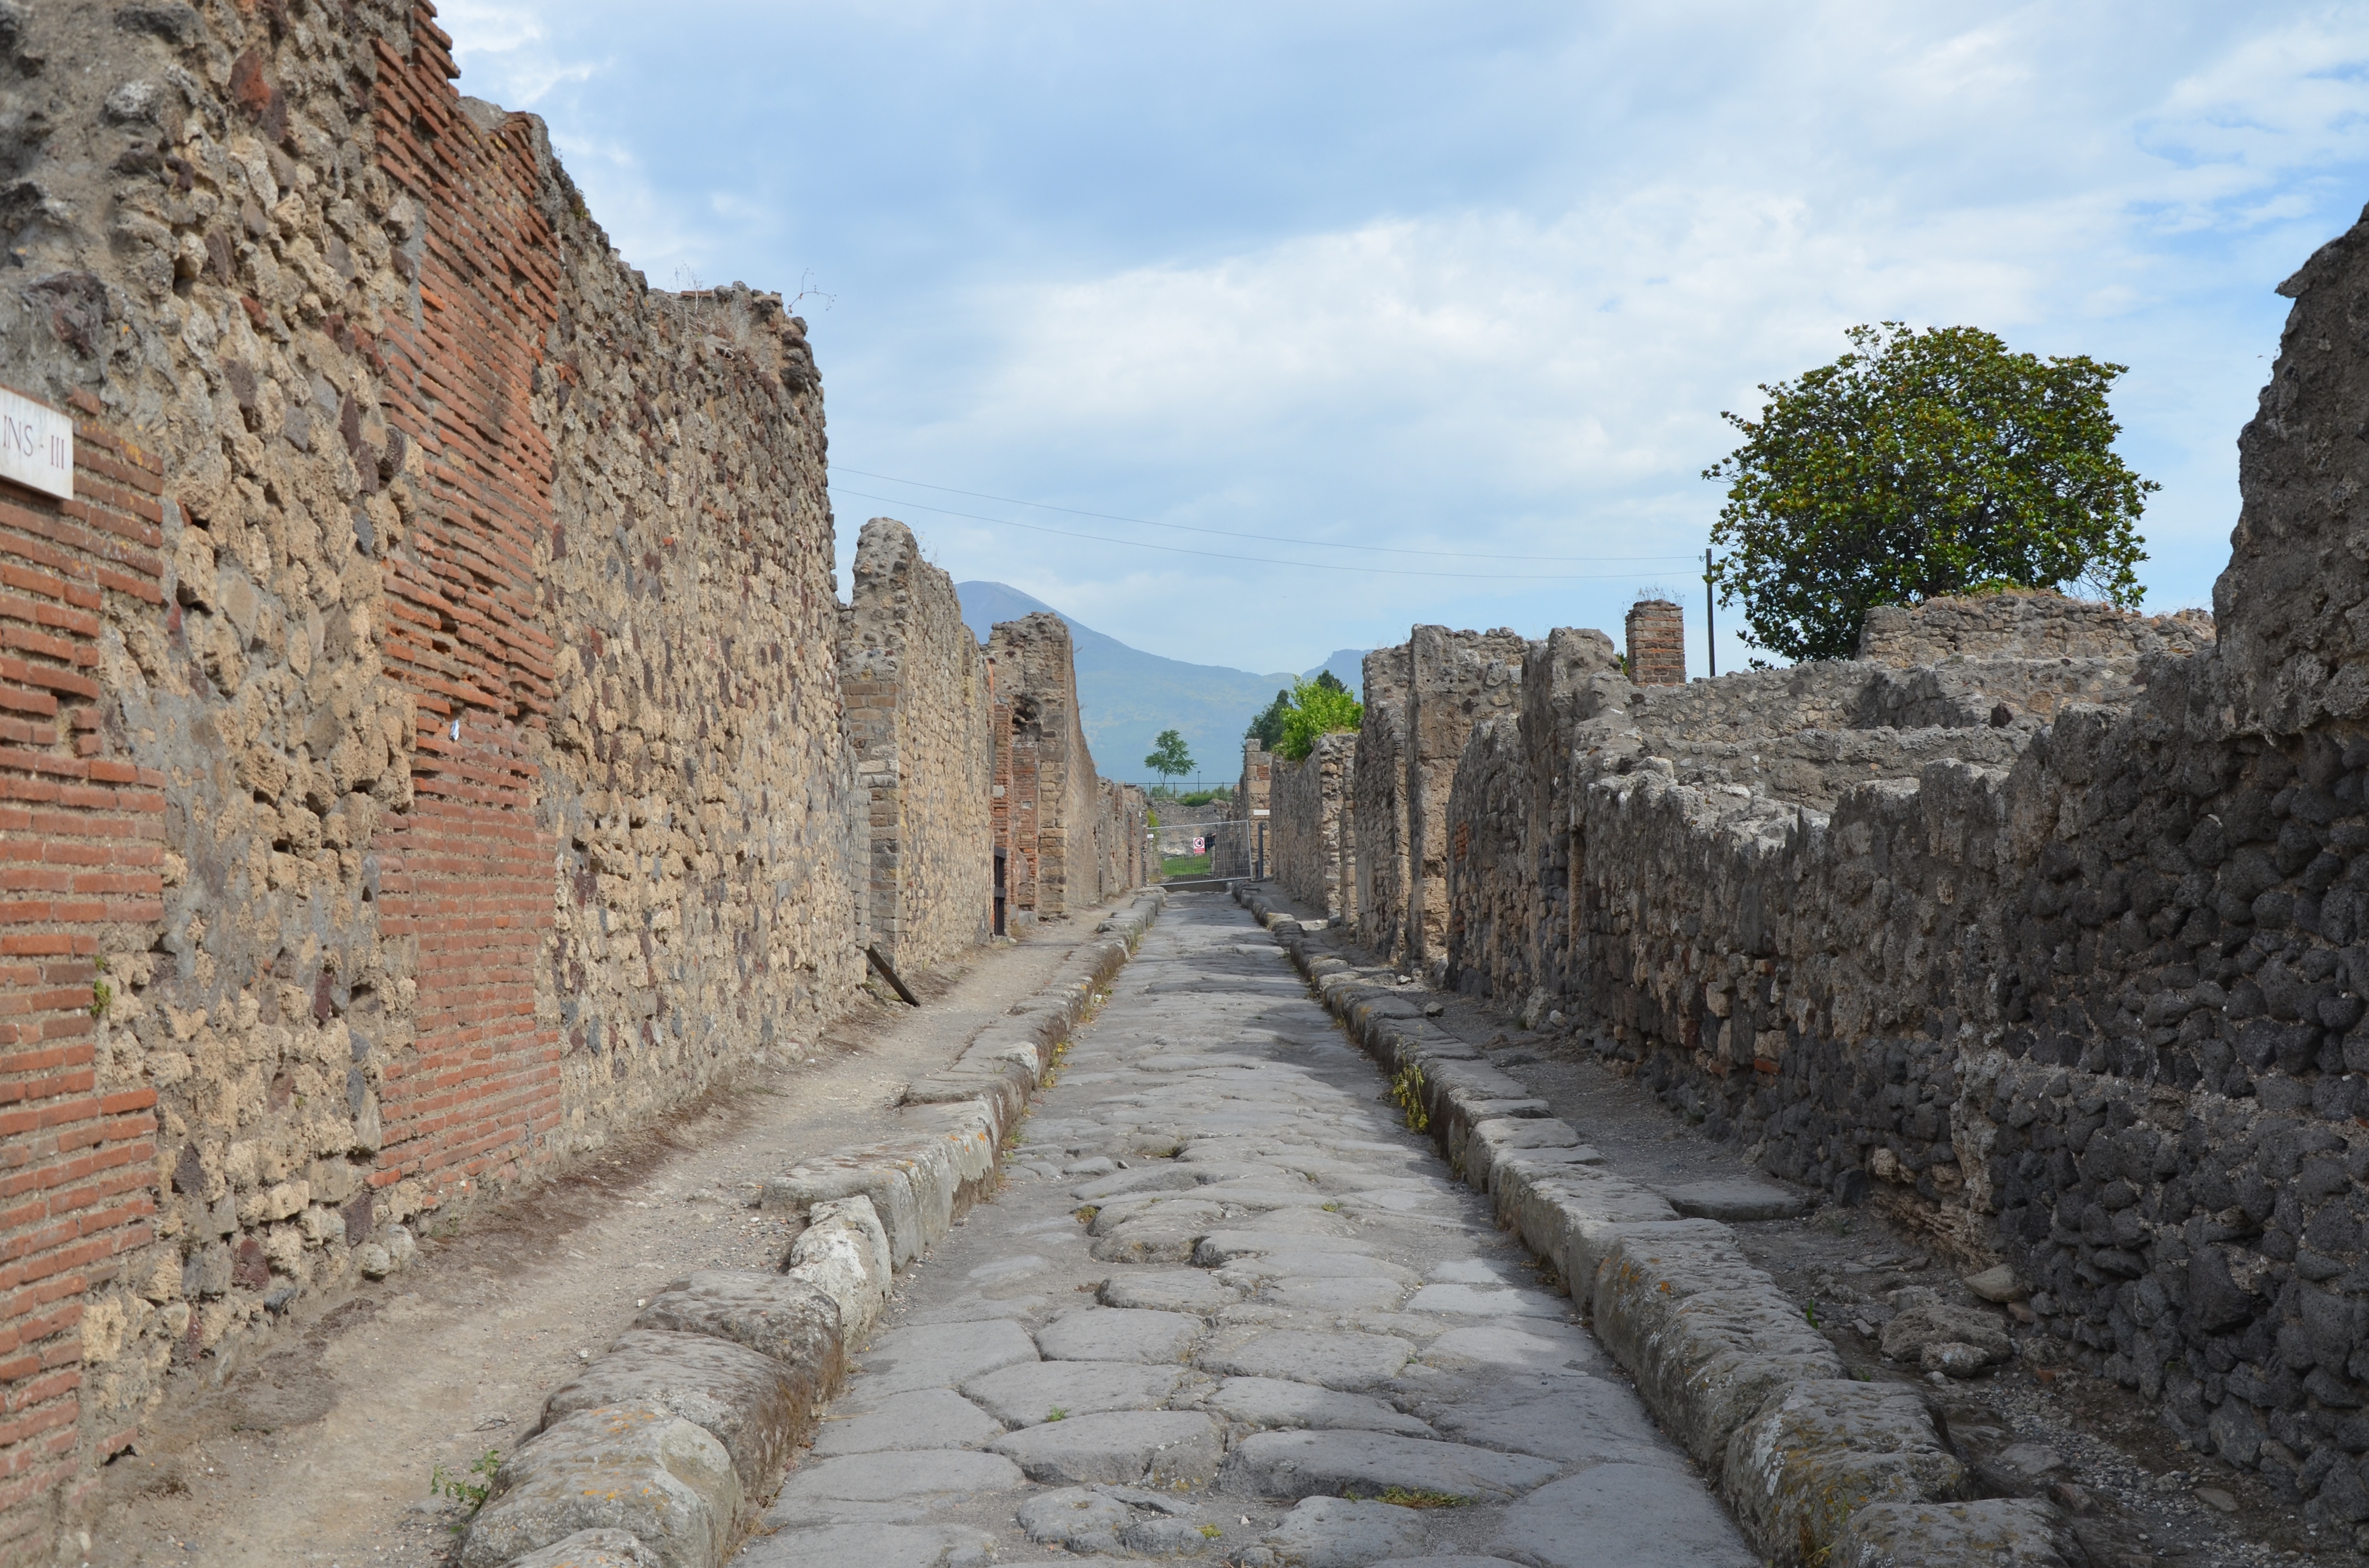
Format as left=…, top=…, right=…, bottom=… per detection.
left=422, top=0, right=2369, bottom=674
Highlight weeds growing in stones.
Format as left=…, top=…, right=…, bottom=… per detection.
left=1389, top=1065, right=1429, bottom=1133
left=1350, top=1487, right=1470, bottom=1509
left=430, top=1449, right=501, bottom=1524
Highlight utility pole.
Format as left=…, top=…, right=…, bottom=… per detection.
left=1704, top=547, right=1717, bottom=679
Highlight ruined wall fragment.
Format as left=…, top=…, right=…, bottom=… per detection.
left=1352, top=643, right=1410, bottom=958
left=1857, top=589, right=2214, bottom=668
left=1216, top=740, right=1271, bottom=879
left=1533, top=220, right=2369, bottom=1517
left=1444, top=627, right=1622, bottom=1004
left=988, top=614, right=1102, bottom=919
left=0, top=1, right=869, bottom=1543
left=1405, top=626, right=1526, bottom=975
left=1270, top=731, right=1354, bottom=920
left=839, top=518, right=993, bottom=969
left=1624, top=598, right=1685, bottom=686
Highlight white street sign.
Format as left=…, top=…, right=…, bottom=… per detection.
left=0, top=386, right=73, bottom=500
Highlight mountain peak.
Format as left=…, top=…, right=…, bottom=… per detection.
left=955, top=582, right=1364, bottom=786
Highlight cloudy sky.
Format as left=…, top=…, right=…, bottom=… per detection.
left=446, top=1, right=2369, bottom=677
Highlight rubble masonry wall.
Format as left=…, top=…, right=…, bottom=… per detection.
left=985, top=613, right=1135, bottom=920
left=1352, top=642, right=1410, bottom=958
left=0, top=4, right=1134, bottom=1555
left=1405, top=625, right=1526, bottom=975
left=838, top=518, right=993, bottom=969
left=1268, top=731, right=1353, bottom=921
left=1395, top=203, right=2369, bottom=1523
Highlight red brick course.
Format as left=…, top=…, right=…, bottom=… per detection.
left=0, top=420, right=164, bottom=1560
left=369, top=5, right=563, bottom=1208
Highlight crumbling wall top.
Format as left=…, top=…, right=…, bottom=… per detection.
left=2217, top=203, right=2369, bottom=733
left=1856, top=590, right=2213, bottom=668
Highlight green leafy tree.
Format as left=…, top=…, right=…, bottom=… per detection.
left=1705, top=322, right=2154, bottom=664
left=1143, top=728, right=1195, bottom=784
left=1277, top=673, right=1363, bottom=761
left=1245, top=689, right=1290, bottom=751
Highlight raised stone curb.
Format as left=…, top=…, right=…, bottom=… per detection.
left=1233, top=882, right=2018, bottom=1568
left=463, top=893, right=1166, bottom=1568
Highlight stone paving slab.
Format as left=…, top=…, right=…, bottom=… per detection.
left=961, top=1359, right=1186, bottom=1427
left=1225, top=1428, right=1562, bottom=1499
left=853, top=1318, right=1039, bottom=1396
left=1035, top=1306, right=1205, bottom=1362
left=1207, top=1376, right=1439, bottom=1437
left=734, top=1522, right=999, bottom=1568
left=731, top=897, right=1753, bottom=1567
left=990, top=1409, right=1225, bottom=1485
left=763, top=1449, right=1025, bottom=1525
left=808, top=1388, right=1004, bottom=1456
left=1263, top=1496, right=1428, bottom=1566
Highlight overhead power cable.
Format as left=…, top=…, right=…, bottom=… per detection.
left=827, top=486, right=1678, bottom=582
left=831, top=465, right=1698, bottom=564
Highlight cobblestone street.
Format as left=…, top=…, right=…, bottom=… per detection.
left=740, top=894, right=1750, bottom=1568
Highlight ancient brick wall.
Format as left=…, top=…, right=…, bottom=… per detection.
left=1404, top=626, right=1526, bottom=976
left=989, top=614, right=1125, bottom=920
left=1270, top=733, right=1354, bottom=921
left=369, top=20, right=566, bottom=1215
left=0, top=6, right=437, bottom=1553
left=1092, top=779, right=1147, bottom=901
left=0, top=418, right=167, bottom=1563
left=1215, top=741, right=1271, bottom=878
left=1624, top=598, right=1685, bottom=686
left=1352, top=643, right=1410, bottom=958
left=0, top=4, right=1136, bottom=1550
left=839, top=518, right=992, bottom=969
left=1443, top=627, right=1621, bottom=1005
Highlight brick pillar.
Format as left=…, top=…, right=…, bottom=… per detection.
left=0, top=406, right=168, bottom=1551
left=1625, top=600, right=1686, bottom=686
left=372, top=24, right=563, bottom=1205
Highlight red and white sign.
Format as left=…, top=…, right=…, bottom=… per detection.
left=0, top=386, right=72, bottom=500
left=1192, top=836, right=1206, bottom=853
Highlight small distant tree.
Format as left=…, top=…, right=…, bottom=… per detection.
left=1245, top=689, right=1290, bottom=751
left=1144, top=729, right=1194, bottom=786
left=1705, top=322, right=2153, bottom=664
left=1277, top=673, right=1362, bottom=761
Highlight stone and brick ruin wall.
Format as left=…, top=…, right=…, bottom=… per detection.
left=1268, top=731, right=1354, bottom=921
left=985, top=613, right=1138, bottom=923
left=1296, top=205, right=2369, bottom=1522
left=1442, top=627, right=1621, bottom=1008
left=1214, top=739, right=1270, bottom=878
left=1624, top=597, right=1685, bottom=686
left=0, top=4, right=1141, bottom=1555
left=1403, top=626, right=1526, bottom=975
left=839, top=518, right=992, bottom=969
left=1093, top=777, right=1148, bottom=900
left=1352, top=643, right=1410, bottom=956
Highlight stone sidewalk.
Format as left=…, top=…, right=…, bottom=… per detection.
left=739, top=893, right=1751, bottom=1567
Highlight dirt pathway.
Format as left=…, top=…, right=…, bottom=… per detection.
left=88, top=916, right=1125, bottom=1568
